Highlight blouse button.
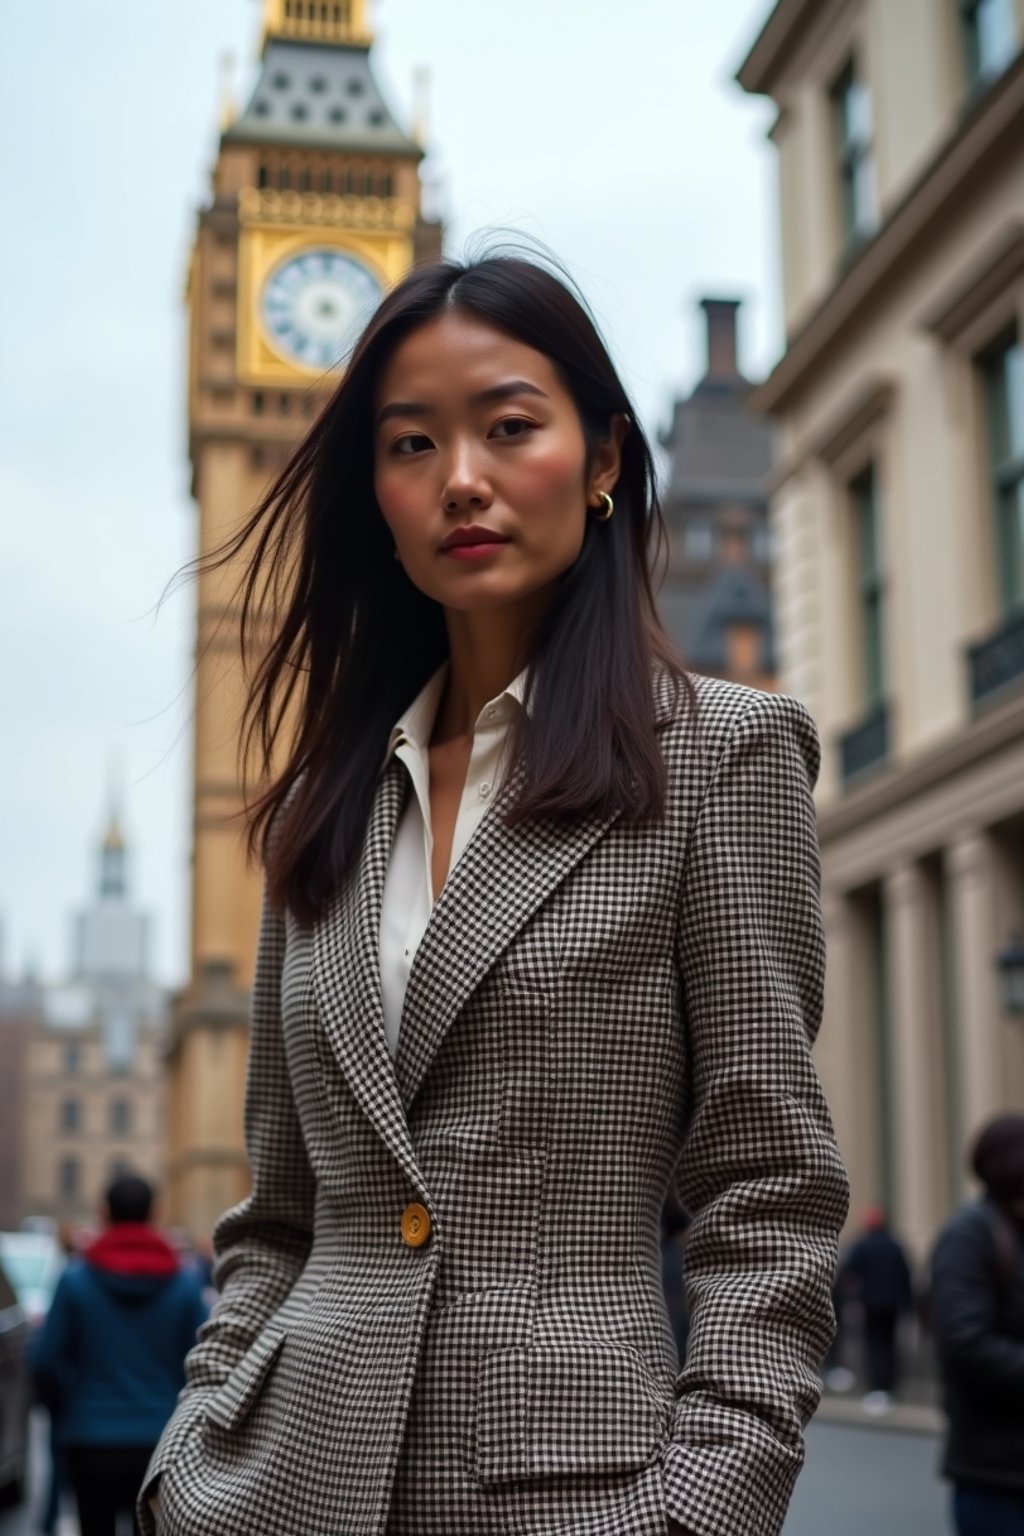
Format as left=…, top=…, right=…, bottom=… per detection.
left=479, top=781, right=491, bottom=799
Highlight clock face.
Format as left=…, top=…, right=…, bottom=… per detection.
left=260, top=248, right=383, bottom=369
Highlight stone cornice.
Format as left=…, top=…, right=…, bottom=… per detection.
left=751, top=50, right=1024, bottom=416
left=811, top=375, right=895, bottom=465
left=918, top=221, right=1024, bottom=341
left=818, top=685, right=1024, bottom=846
left=735, top=0, right=820, bottom=96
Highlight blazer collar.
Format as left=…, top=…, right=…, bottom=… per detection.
left=311, top=757, right=427, bottom=1194
left=312, top=667, right=683, bottom=1164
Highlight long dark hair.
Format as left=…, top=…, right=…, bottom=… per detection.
left=209, top=253, right=688, bottom=922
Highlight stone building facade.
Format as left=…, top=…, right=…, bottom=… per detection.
left=738, top=0, right=1024, bottom=1255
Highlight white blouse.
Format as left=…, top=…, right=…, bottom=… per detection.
left=378, top=666, right=527, bottom=1058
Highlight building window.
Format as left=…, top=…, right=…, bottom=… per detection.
left=257, top=162, right=269, bottom=190
left=830, top=57, right=876, bottom=246
left=60, top=1098, right=81, bottom=1135
left=683, top=520, right=714, bottom=562
left=59, top=1157, right=79, bottom=1202
left=110, top=1099, right=132, bottom=1136
left=852, top=462, right=886, bottom=705
left=751, top=522, right=774, bottom=564
left=960, top=0, right=1017, bottom=87
left=979, top=327, right=1024, bottom=614
left=64, top=1043, right=81, bottom=1074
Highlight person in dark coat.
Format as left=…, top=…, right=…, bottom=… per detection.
left=839, top=1206, right=913, bottom=1411
left=930, top=1114, right=1024, bottom=1536
left=31, top=1175, right=207, bottom=1536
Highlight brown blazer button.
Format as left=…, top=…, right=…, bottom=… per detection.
left=400, top=1202, right=431, bottom=1248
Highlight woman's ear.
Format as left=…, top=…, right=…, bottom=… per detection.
left=587, top=412, right=631, bottom=506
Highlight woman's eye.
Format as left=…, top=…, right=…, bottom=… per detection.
left=392, top=433, right=433, bottom=456
left=490, top=417, right=535, bottom=440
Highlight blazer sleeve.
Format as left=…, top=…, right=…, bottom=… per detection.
left=141, top=887, right=316, bottom=1507
left=662, top=691, right=849, bottom=1536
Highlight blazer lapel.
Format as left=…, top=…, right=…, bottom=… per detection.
left=312, top=758, right=424, bottom=1190
left=395, top=773, right=621, bottom=1109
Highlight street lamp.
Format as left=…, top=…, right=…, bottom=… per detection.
left=995, top=930, right=1024, bottom=1017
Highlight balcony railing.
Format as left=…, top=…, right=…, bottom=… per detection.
left=967, top=607, right=1024, bottom=708
left=839, top=701, right=889, bottom=787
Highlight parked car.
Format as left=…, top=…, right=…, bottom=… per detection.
left=0, top=1232, right=65, bottom=1331
left=0, top=1258, right=29, bottom=1504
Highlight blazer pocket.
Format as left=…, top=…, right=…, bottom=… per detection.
left=203, top=1328, right=287, bottom=1434
left=473, top=1343, right=670, bottom=1485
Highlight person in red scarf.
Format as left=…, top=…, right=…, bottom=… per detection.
left=32, top=1174, right=207, bottom=1536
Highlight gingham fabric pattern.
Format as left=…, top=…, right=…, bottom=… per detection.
left=141, top=674, right=849, bottom=1536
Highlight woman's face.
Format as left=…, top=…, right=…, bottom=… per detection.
left=373, top=311, right=619, bottom=616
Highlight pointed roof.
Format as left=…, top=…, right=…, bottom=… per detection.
left=226, top=37, right=419, bottom=156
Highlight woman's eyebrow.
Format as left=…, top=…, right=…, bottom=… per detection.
left=469, top=379, right=549, bottom=407
left=376, top=379, right=549, bottom=427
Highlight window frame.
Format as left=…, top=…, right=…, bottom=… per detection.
left=829, top=56, right=877, bottom=248
left=978, top=325, right=1024, bottom=614
left=959, top=0, right=1018, bottom=89
left=850, top=461, right=887, bottom=707
left=59, top=1097, right=81, bottom=1136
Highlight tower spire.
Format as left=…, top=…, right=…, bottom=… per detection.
left=99, top=759, right=127, bottom=899
left=262, top=0, right=373, bottom=49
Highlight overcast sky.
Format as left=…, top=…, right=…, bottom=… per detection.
left=1, top=0, right=776, bottom=987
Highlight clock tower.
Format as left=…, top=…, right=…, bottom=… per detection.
left=167, top=0, right=441, bottom=1234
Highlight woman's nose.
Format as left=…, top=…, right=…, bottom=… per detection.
left=441, top=442, right=492, bottom=513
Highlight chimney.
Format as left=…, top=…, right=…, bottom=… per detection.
left=700, top=298, right=742, bottom=384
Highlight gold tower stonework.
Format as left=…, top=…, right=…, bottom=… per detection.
left=168, top=0, right=442, bottom=1234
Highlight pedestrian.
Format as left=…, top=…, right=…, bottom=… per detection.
left=839, top=1207, right=914, bottom=1412
left=930, top=1114, right=1024, bottom=1536
left=31, top=1175, right=207, bottom=1536
left=142, top=252, right=849, bottom=1536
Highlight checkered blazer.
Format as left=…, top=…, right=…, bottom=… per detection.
left=142, top=672, right=849, bottom=1536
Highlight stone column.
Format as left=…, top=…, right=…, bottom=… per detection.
left=884, top=862, right=940, bottom=1259
left=944, top=829, right=1001, bottom=1149
left=819, top=886, right=865, bottom=1230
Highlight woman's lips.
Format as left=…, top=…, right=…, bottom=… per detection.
left=444, top=541, right=509, bottom=561
left=440, top=525, right=511, bottom=560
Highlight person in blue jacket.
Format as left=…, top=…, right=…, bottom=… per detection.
left=32, top=1174, right=207, bottom=1536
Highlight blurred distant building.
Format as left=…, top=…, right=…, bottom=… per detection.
left=739, top=0, right=1024, bottom=1255
left=0, top=967, right=37, bottom=1230
left=659, top=298, right=776, bottom=690
left=168, top=0, right=444, bottom=1234
left=9, top=812, right=169, bottom=1228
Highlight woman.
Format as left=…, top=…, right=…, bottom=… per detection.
left=930, top=1115, right=1024, bottom=1536
left=142, top=255, right=848, bottom=1536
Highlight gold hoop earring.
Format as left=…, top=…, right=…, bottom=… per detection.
left=592, top=492, right=614, bottom=521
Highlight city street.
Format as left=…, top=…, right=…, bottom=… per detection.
left=1, top=1412, right=947, bottom=1536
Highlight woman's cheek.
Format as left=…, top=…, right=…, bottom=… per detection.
left=506, top=445, right=588, bottom=551
left=375, top=473, right=426, bottom=545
